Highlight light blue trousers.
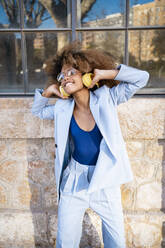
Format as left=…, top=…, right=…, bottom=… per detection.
left=56, top=156, right=126, bottom=248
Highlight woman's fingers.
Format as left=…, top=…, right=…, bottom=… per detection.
left=53, top=85, right=69, bottom=99
left=88, top=69, right=101, bottom=89
left=88, top=78, right=99, bottom=88
left=43, top=84, right=69, bottom=99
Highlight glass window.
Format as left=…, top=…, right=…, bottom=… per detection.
left=77, top=0, right=126, bottom=28
left=0, top=32, right=23, bottom=93
left=0, top=0, right=164, bottom=95
left=26, top=32, right=71, bottom=92
left=24, top=0, right=71, bottom=29
left=129, top=29, right=165, bottom=91
left=0, top=1, right=20, bottom=28
left=77, top=31, right=124, bottom=64
left=129, top=0, right=165, bottom=26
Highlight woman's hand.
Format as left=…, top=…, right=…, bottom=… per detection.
left=42, top=84, right=69, bottom=99
left=88, top=69, right=102, bottom=89
left=88, top=68, right=119, bottom=89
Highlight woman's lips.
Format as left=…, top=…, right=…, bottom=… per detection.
left=64, top=82, right=73, bottom=87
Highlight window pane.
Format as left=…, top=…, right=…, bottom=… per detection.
left=77, top=31, right=124, bottom=64
left=129, top=0, right=165, bottom=26
left=129, top=30, right=165, bottom=90
left=0, top=1, right=20, bottom=28
left=0, top=33, right=23, bottom=93
left=24, top=0, right=71, bottom=29
left=77, top=0, right=126, bottom=28
left=26, top=32, right=71, bottom=92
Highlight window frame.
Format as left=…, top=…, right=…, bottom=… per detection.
left=0, top=0, right=164, bottom=97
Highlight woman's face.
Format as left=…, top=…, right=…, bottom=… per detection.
left=58, top=64, right=84, bottom=95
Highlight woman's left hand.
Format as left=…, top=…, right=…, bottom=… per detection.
left=88, top=69, right=104, bottom=89
left=88, top=68, right=119, bottom=89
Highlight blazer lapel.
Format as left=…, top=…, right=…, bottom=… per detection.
left=56, top=99, right=75, bottom=167
left=56, top=90, right=117, bottom=168
left=89, top=91, right=117, bottom=162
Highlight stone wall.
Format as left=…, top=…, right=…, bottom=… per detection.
left=0, top=96, right=164, bottom=248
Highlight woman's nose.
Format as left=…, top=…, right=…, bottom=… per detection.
left=61, top=75, right=70, bottom=87
left=63, top=75, right=70, bottom=81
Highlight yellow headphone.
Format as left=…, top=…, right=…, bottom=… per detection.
left=59, top=73, right=99, bottom=97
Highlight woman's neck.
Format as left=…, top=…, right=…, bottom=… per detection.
left=73, top=88, right=90, bottom=112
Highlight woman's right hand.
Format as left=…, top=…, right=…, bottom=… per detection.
left=42, top=84, right=69, bottom=99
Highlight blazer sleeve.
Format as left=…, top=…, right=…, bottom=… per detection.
left=109, top=64, right=150, bottom=105
left=31, top=88, right=55, bottom=120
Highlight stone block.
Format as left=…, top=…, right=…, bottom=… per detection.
left=27, top=161, right=55, bottom=186
left=118, top=98, right=165, bottom=139
left=125, top=213, right=165, bottom=247
left=7, top=139, right=27, bottom=161
left=26, top=138, right=55, bottom=162
left=0, top=160, right=19, bottom=184
left=121, top=184, right=135, bottom=210
left=42, top=183, right=57, bottom=209
left=0, top=139, right=8, bottom=161
left=15, top=180, right=42, bottom=209
left=0, top=111, right=26, bottom=138
left=0, top=184, right=7, bottom=206
left=42, top=119, right=54, bottom=138
left=136, top=182, right=162, bottom=210
left=126, top=140, right=144, bottom=159
left=144, top=139, right=164, bottom=162
left=24, top=112, right=43, bottom=138
left=131, top=159, right=156, bottom=184
left=0, top=212, right=49, bottom=247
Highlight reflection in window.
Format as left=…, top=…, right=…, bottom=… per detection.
left=77, top=0, right=125, bottom=27
left=129, top=30, right=165, bottom=88
left=78, top=31, right=124, bottom=64
left=0, top=0, right=164, bottom=94
left=26, top=32, right=71, bottom=92
left=129, top=0, right=165, bottom=26
left=0, top=1, right=20, bottom=28
left=24, top=0, right=71, bottom=29
left=0, top=33, right=23, bottom=93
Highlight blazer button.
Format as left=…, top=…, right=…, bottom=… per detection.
left=55, top=143, right=58, bottom=148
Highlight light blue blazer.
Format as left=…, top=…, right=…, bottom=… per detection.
left=31, top=64, right=149, bottom=203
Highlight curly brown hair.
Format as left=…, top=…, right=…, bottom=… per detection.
left=44, top=40, right=120, bottom=94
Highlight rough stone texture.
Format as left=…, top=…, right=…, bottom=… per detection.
left=0, top=212, right=49, bottom=247
left=136, top=182, right=162, bottom=210
left=0, top=96, right=164, bottom=247
left=124, top=213, right=164, bottom=247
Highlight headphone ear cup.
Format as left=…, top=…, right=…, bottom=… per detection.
left=82, top=73, right=93, bottom=87
left=82, top=73, right=99, bottom=88
left=59, top=86, right=70, bottom=97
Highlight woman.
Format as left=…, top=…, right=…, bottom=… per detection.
left=31, top=41, right=150, bottom=248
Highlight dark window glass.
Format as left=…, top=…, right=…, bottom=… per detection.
left=77, top=31, right=125, bottom=64
left=77, top=0, right=126, bottom=27
left=0, top=0, right=164, bottom=95
left=129, top=0, right=165, bottom=26
left=24, top=0, right=71, bottom=29
left=0, top=1, right=20, bottom=28
left=0, top=33, right=23, bottom=93
left=129, top=29, right=165, bottom=91
left=26, top=32, right=71, bottom=92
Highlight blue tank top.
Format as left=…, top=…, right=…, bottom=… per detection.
left=69, top=114, right=103, bottom=165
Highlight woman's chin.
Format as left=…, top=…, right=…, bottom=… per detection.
left=64, top=85, right=84, bottom=95
left=65, top=88, right=79, bottom=95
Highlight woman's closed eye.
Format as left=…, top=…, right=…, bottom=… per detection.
left=67, top=69, right=77, bottom=76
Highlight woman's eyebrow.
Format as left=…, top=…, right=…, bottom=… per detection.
left=61, top=67, right=75, bottom=74
left=61, top=68, right=72, bottom=73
